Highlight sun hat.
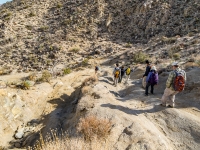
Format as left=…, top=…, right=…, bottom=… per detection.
left=151, top=66, right=157, bottom=71
left=172, top=62, right=179, bottom=66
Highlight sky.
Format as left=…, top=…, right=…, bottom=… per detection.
left=0, top=0, right=12, bottom=5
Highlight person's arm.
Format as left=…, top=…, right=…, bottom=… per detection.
left=146, top=72, right=151, bottom=82
left=143, top=66, right=150, bottom=77
left=166, top=72, right=174, bottom=88
left=184, top=71, right=186, bottom=82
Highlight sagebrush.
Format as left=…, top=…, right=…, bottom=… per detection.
left=77, top=116, right=112, bottom=141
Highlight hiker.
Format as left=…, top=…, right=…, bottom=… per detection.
left=125, top=66, right=132, bottom=82
left=142, top=60, right=151, bottom=88
left=145, top=66, right=158, bottom=96
left=119, top=66, right=125, bottom=83
left=113, top=63, right=121, bottom=86
left=161, top=62, right=186, bottom=108
left=95, top=66, right=99, bottom=74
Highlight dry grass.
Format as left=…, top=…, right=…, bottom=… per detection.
left=77, top=116, right=112, bottom=141
left=69, top=46, right=80, bottom=53
left=28, top=129, right=111, bottom=150
left=82, top=76, right=98, bottom=87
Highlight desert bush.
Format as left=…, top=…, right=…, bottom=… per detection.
left=170, top=45, right=181, bottom=53
left=82, top=58, right=89, bottom=66
left=20, top=80, right=31, bottom=90
left=196, top=60, right=200, bottom=66
left=26, top=25, right=33, bottom=30
left=133, top=51, right=149, bottom=63
left=63, top=68, right=71, bottom=75
left=82, top=76, right=98, bottom=87
left=56, top=3, right=63, bottom=8
left=77, top=116, right=112, bottom=141
left=28, top=12, right=36, bottom=17
left=0, top=67, right=11, bottom=75
left=173, top=53, right=180, bottom=60
left=38, top=26, right=49, bottom=32
left=28, top=72, right=37, bottom=81
left=69, top=47, right=80, bottom=53
left=37, top=70, right=52, bottom=82
left=124, top=43, right=132, bottom=48
left=162, top=36, right=177, bottom=44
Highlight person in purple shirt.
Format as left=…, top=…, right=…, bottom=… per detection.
left=145, top=66, right=158, bottom=96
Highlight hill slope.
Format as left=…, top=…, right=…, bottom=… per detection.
left=0, top=0, right=200, bottom=72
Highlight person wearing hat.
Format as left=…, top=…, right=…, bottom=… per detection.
left=145, top=66, right=158, bottom=96
left=142, top=60, right=151, bottom=88
left=161, top=62, right=186, bottom=107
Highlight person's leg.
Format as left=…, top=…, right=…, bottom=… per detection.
left=161, top=88, right=171, bottom=105
left=145, top=83, right=150, bottom=95
left=151, top=84, right=154, bottom=94
left=116, top=78, right=118, bottom=86
left=114, top=77, right=117, bottom=86
left=168, top=91, right=179, bottom=107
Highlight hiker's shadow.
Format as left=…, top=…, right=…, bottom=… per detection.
left=99, top=79, right=113, bottom=85
left=101, top=103, right=166, bottom=116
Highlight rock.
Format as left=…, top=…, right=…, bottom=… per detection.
left=15, top=127, right=24, bottom=139
left=14, top=142, right=21, bottom=148
left=53, top=81, right=64, bottom=89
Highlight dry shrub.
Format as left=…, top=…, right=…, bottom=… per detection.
left=162, top=36, right=177, bottom=44
left=173, top=53, right=180, bottom=60
left=82, top=76, right=98, bottom=87
left=28, top=130, right=111, bottom=150
left=77, top=116, right=112, bottom=141
left=133, top=51, right=149, bottom=63
left=28, top=72, right=37, bottom=81
left=37, top=70, right=52, bottom=82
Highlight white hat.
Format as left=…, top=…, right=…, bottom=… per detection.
left=172, top=62, right=179, bottom=66
left=151, top=66, right=157, bottom=71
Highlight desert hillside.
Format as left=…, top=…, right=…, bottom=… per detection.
left=0, top=0, right=200, bottom=72
left=0, top=0, right=200, bottom=150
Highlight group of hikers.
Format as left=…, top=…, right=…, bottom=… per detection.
left=112, top=64, right=132, bottom=86
left=111, top=60, right=186, bottom=108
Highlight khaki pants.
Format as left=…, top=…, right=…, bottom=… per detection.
left=114, top=77, right=119, bottom=86
left=161, top=88, right=179, bottom=106
left=142, top=76, right=147, bottom=88
left=126, top=74, right=130, bottom=82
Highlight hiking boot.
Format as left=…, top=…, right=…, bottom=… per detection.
left=160, top=103, right=167, bottom=107
left=144, top=94, right=148, bottom=96
left=169, top=103, right=175, bottom=108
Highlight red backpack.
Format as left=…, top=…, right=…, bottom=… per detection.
left=173, top=70, right=185, bottom=92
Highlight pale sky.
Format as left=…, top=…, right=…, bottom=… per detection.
left=0, top=0, right=12, bottom=4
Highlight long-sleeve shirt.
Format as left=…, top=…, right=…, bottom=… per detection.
left=166, top=67, right=186, bottom=90
left=143, top=65, right=151, bottom=77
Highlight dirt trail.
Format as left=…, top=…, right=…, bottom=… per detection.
left=88, top=66, right=200, bottom=150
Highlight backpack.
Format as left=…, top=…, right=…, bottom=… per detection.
left=114, top=68, right=120, bottom=78
left=173, top=70, right=185, bottom=92
left=126, top=68, right=131, bottom=75
left=149, top=72, right=158, bottom=84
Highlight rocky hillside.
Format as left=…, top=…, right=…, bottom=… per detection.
left=0, top=0, right=200, bottom=73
